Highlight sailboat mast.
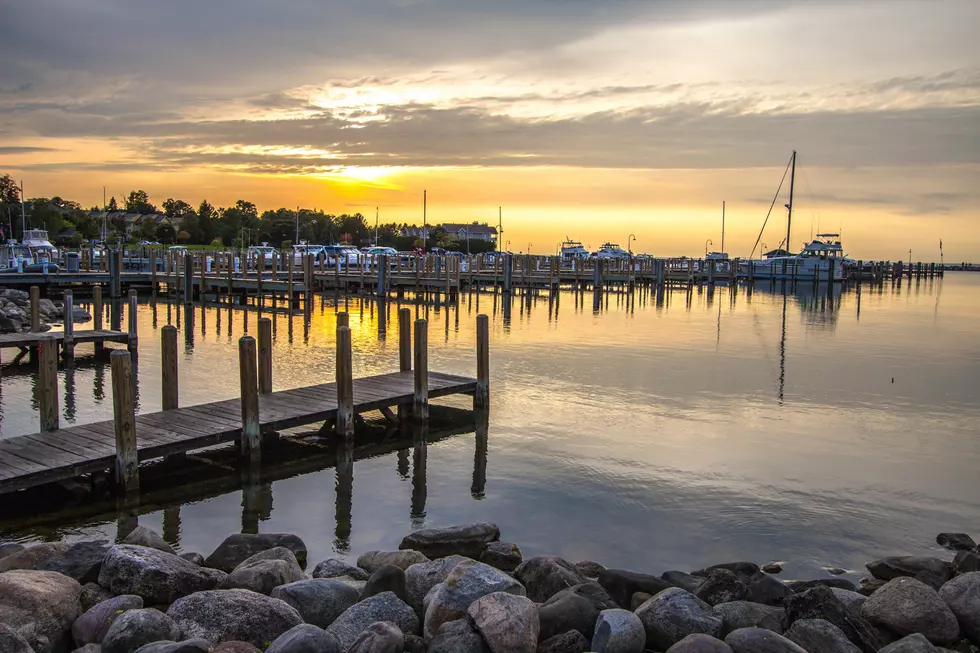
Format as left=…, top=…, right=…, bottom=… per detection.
left=721, top=201, right=725, bottom=254
left=786, top=150, right=796, bottom=254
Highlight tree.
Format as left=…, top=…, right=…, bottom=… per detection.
left=26, top=199, right=65, bottom=236
left=0, top=174, right=21, bottom=204
left=162, top=198, right=193, bottom=220
left=177, top=230, right=191, bottom=243
left=107, top=196, right=118, bottom=211
left=156, top=222, right=176, bottom=243
left=216, top=200, right=259, bottom=247
left=198, top=200, right=217, bottom=244
left=138, top=218, right=158, bottom=242
left=335, top=213, right=369, bottom=246
left=125, top=190, right=156, bottom=213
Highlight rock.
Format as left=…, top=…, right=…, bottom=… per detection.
left=538, top=582, right=618, bottom=640
left=591, top=609, right=645, bottom=653
left=784, top=618, right=861, bottom=653
left=597, top=569, right=672, bottom=608
left=428, top=620, right=488, bottom=653
left=858, top=578, right=887, bottom=596
left=38, top=542, right=110, bottom=585
left=861, top=577, right=959, bottom=644
left=313, top=559, right=371, bottom=581
left=867, top=557, right=953, bottom=583
left=634, top=588, right=723, bottom=651
left=783, top=586, right=885, bottom=653
left=629, top=593, right=651, bottom=611
left=953, top=552, right=980, bottom=576
left=400, top=524, right=501, bottom=560
left=830, top=589, right=867, bottom=613
left=746, top=573, right=792, bottom=607
left=916, top=570, right=950, bottom=591
left=405, top=557, right=469, bottom=612
left=365, top=565, right=409, bottom=603
left=538, top=631, right=589, bottom=653
left=692, top=563, right=761, bottom=585
left=939, top=572, right=980, bottom=644
left=79, top=583, right=113, bottom=612
left=0, top=542, right=25, bottom=560
left=101, top=609, right=181, bottom=653
left=879, top=634, right=939, bottom=653
left=468, top=592, right=538, bottom=653
left=270, top=578, right=360, bottom=629
left=266, top=624, right=341, bottom=653
left=0, top=569, right=82, bottom=653
left=72, top=595, right=144, bottom=646
left=360, top=551, right=431, bottom=573
left=122, top=527, right=176, bottom=555
left=166, top=589, right=303, bottom=647
left=132, top=639, right=213, bottom=653
left=0, top=623, right=35, bottom=653
left=423, top=560, right=525, bottom=640
left=937, top=535, right=977, bottom=553
left=662, top=571, right=705, bottom=593
left=481, top=543, right=523, bottom=573
left=762, top=563, right=783, bottom=574
left=725, top=627, right=806, bottom=653
left=404, top=634, right=427, bottom=653
left=695, top=570, right=747, bottom=606
left=72, top=645, right=101, bottom=653
left=665, top=633, right=733, bottom=652
left=99, top=545, right=226, bottom=605
left=328, top=592, right=419, bottom=650
left=212, top=642, right=262, bottom=653
left=826, top=568, right=849, bottom=576
left=348, top=622, right=403, bottom=653
left=516, top=557, right=586, bottom=604
left=220, top=548, right=304, bottom=595
left=179, top=553, right=205, bottom=567
left=574, top=562, right=605, bottom=579
left=787, top=579, right=858, bottom=593
left=713, top=602, right=784, bottom=636
left=204, top=534, right=308, bottom=573
left=0, top=543, right=70, bottom=573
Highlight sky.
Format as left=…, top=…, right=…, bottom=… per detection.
left=1, top=0, right=978, bottom=260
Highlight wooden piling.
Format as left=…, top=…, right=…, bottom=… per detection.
left=258, top=317, right=272, bottom=394
left=238, top=335, right=261, bottom=463
left=161, top=325, right=178, bottom=410
left=110, top=349, right=139, bottom=492
left=93, top=286, right=104, bottom=354
left=398, top=307, right=412, bottom=372
left=182, top=253, right=193, bottom=303
left=127, top=289, right=138, bottom=351
left=38, top=335, right=59, bottom=432
left=62, top=290, right=74, bottom=359
left=30, top=286, right=40, bottom=333
left=413, top=319, right=428, bottom=421
left=337, top=311, right=349, bottom=329
left=335, top=325, right=354, bottom=437
left=475, top=313, right=489, bottom=407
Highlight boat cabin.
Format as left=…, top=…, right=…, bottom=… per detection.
left=800, top=234, right=845, bottom=259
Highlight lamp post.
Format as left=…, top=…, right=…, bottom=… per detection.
left=375, top=206, right=379, bottom=246
left=705, top=239, right=713, bottom=258
left=628, top=233, right=636, bottom=256
left=527, top=242, right=532, bottom=255
left=505, top=240, right=510, bottom=252
left=422, top=190, right=427, bottom=253
left=461, top=228, right=469, bottom=255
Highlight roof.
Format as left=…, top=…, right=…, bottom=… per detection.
left=441, top=223, right=497, bottom=235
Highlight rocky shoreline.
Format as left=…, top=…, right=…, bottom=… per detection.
left=0, top=524, right=977, bottom=653
left=0, top=288, right=91, bottom=333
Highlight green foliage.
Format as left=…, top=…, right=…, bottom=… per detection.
left=156, top=222, right=176, bottom=243
left=107, top=196, right=118, bottom=211
left=177, top=230, right=191, bottom=243
left=0, top=174, right=21, bottom=204
left=26, top=198, right=65, bottom=235
left=125, top=190, right=156, bottom=214
left=210, top=237, right=223, bottom=247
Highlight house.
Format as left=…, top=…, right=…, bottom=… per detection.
left=440, top=223, right=497, bottom=243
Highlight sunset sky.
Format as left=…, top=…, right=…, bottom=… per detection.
left=1, top=0, right=978, bottom=259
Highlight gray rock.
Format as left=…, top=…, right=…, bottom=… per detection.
left=364, top=565, right=408, bottom=603
left=99, top=545, right=226, bottom=605
left=724, top=627, right=806, bottom=653
left=784, top=618, right=861, bottom=653
left=784, top=586, right=885, bottom=653
left=515, top=557, right=586, bottom=604
left=348, top=622, right=403, bottom=653
left=313, top=559, right=370, bottom=581
left=38, top=542, right=110, bottom=585
left=72, top=595, right=144, bottom=646
left=597, top=569, right=671, bottom=609
left=762, top=563, right=784, bottom=575
left=428, top=620, right=488, bottom=653
left=634, top=588, right=723, bottom=651
left=72, top=645, right=101, bottom=653
left=266, top=624, right=341, bottom=653
left=574, top=562, right=606, bottom=580
left=0, top=543, right=71, bottom=573
left=0, top=542, right=26, bottom=560
left=0, top=569, right=82, bottom=653
left=862, top=577, right=959, bottom=644
left=405, top=556, right=469, bottom=612
left=122, top=527, right=176, bottom=555
left=538, top=583, right=618, bottom=641
left=238, top=547, right=304, bottom=579
left=665, top=633, right=733, bottom=652
left=746, top=573, right=792, bottom=606
left=0, top=623, right=35, bottom=653
left=713, top=602, right=784, bottom=636
left=953, top=552, right=980, bottom=576
left=101, top=609, right=181, bottom=653
left=692, top=564, right=761, bottom=585
left=212, top=642, right=262, bottom=653
left=937, top=535, right=977, bottom=553
left=938, top=572, right=980, bottom=643
left=591, top=609, right=645, bottom=653
left=787, top=579, right=858, bottom=593
left=327, top=592, right=419, bottom=650
left=360, top=551, right=431, bottom=573
left=270, top=579, right=360, bottom=629
left=480, top=543, right=522, bottom=573
left=867, top=557, right=953, bottom=583
left=400, top=524, right=500, bottom=560
left=468, top=592, right=538, bottom=653
left=830, top=589, right=867, bottom=613
left=220, top=548, right=304, bottom=595
left=204, top=534, right=308, bottom=573
left=132, top=639, right=212, bottom=653
left=404, top=633, right=426, bottom=653
left=79, top=584, right=113, bottom=612
left=538, top=631, right=588, bottom=653
left=179, top=554, right=205, bottom=567
left=879, top=634, right=939, bottom=653
left=859, top=578, right=887, bottom=596
left=662, top=571, right=704, bottom=593
left=423, top=560, right=525, bottom=640
left=629, top=593, right=652, bottom=612
left=694, top=570, right=747, bottom=607
left=166, top=589, right=303, bottom=647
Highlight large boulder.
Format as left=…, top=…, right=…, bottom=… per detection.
left=358, top=551, right=430, bottom=574
left=952, top=551, right=980, bottom=576
left=405, top=556, right=468, bottom=612
left=538, top=583, right=617, bottom=641
left=266, top=624, right=341, bottom=653
left=867, top=557, right=953, bottom=583
left=0, top=542, right=25, bottom=560
left=0, top=569, right=82, bottom=653
left=591, top=608, right=645, bottom=653
left=597, top=569, right=672, bottom=608
left=480, top=543, right=522, bottom=573
left=784, top=618, right=861, bottom=653
left=0, top=543, right=70, bottom=573
left=427, top=620, right=488, bottom=653
left=746, top=573, right=792, bottom=607
left=122, top=527, right=176, bottom=555
left=423, top=560, right=525, bottom=640
left=363, top=565, right=408, bottom=603
left=878, top=633, right=938, bottom=653
left=79, top=583, right=113, bottom=612
left=166, top=589, right=303, bottom=647
left=936, top=534, right=977, bottom=552
left=830, top=589, right=867, bottom=614
left=665, top=634, right=733, bottom=652
left=133, top=640, right=212, bottom=653
left=37, top=542, right=110, bottom=584
left=861, top=577, right=959, bottom=644
left=204, top=534, right=307, bottom=573
left=72, top=595, right=144, bottom=646
left=694, top=570, right=747, bottom=607
left=101, top=609, right=181, bottom=653
left=400, top=524, right=500, bottom=559
left=692, top=564, right=760, bottom=586
left=270, top=579, right=360, bottom=629
left=468, top=592, right=538, bottom=653
left=724, top=627, right=806, bottom=653
left=787, top=579, right=858, bottom=593
left=713, top=602, right=784, bottom=636
left=313, top=559, right=370, bottom=581
left=938, top=571, right=980, bottom=643
left=212, top=642, right=262, bottom=653
left=326, top=592, right=419, bottom=651
left=348, top=622, right=403, bottom=653
left=538, top=631, right=589, bottom=653
left=784, top=586, right=885, bottom=653
left=634, top=588, right=723, bottom=651
left=220, top=547, right=304, bottom=595
left=515, top=557, right=585, bottom=604
left=99, top=545, right=226, bottom=605
left=0, top=624, right=35, bottom=653
left=662, top=571, right=705, bottom=593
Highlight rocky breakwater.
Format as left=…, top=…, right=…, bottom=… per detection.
left=0, top=288, right=91, bottom=333
left=0, top=527, right=978, bottom=653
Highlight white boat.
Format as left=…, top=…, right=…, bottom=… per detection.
left=594, top=242, right=629, bottom=260
left=247, top=244, right=276, bottom=267
left=292, top=243, right=328, bottom=265
left=22, top=229, right=58, bottom=261
left=560, top=239, right=590, bottom=263
left=0, top=241, right=35, bottom=270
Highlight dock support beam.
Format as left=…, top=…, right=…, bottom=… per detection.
left=183, top=254, right=193, bottom=304
left=93, top=286, right=104, bottom=354
left=38, top=335, right=59, bottom=432
left=413, top=319, right=428, bottom=421
left=110, top=350, right=139, bottom=493
left=127, top=289, right=138, bottom=352
left=398, top=307, right=412, bottom=420
left=258, top=317, right=272, bottom=394
left=62, top=290, right=74, bottom=360
left=475, top=313, right=489, bottom=407
left=238, top=336, right=261, bottom=464
left=336, top=325, right=354, bottom=437
left=161, top=325, right=178, bottom=410
left=29, top=286, right=40, bottom=333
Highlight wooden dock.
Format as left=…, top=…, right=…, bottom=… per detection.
left=0, top=329, right=130, bottom=352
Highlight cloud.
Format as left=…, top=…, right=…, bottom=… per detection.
left=0, top=146, right=62, bottom=154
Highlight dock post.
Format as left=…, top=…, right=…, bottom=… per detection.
left=150, top=249, right=157, bottom=290
left=109, top=250, right=120, bottom=298
left=397, top=307, right=412, bottom=421
left=413, top=318, right=428, bottom=421
left=376, top=255, right=387, bottom=296
left=475, top=313, right=489, bottom=407
left=336, top=325, right=354, bottom=437
left=127, top=289, right=138, bottom=352
left=62, top=290, right=75, bottom=360
left=110, top=350, right=139, bottom=493
left=93, top=286, right=104, bottom=354
left=337, top=311, right=349, bottom=329
left=503, top=254, right=513, bottom=293
left=38, top=335, right=59, bottom=432
left=183, top=253, right=193, bottom=304
left=161, top=325, right=178, bottom=410
left=30, top=286, right=40, bottom=333
left=258, top=317, right=272, bottom=394
left=238, top=335, right=261, bottom=464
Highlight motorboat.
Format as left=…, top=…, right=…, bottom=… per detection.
left=22, top=229, right=58, bottom=261
left=560, top=239, right=590, bottom=263
left=594, top=242, right=629, bottom=260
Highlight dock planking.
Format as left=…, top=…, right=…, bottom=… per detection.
left=0, top=329, right=131, bottom=351
left=0, top=370, right=476, bottom=494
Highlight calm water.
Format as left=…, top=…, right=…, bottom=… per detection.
left=1, top=274, right=978, bottom=583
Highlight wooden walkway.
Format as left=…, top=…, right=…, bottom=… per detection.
left=0, top=329, right=130, bottom=352
left=0, top=370, right=476, bottom=494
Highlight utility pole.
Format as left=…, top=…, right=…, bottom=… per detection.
left=721, top=201, right=726, bottom=254
left=375, top=206, right=379, bottom=245
left=294, top=206, right=299, bottom=244
left=422, top=190, right=427, bottom=253
left=786, top=150, right=796, bottom=255
left=20, top=179, right=26, bottom=238
left=497, top=206, right=503, bottom=252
